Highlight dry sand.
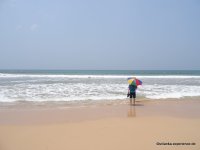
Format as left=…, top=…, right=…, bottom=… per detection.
left=0, top=99, right=200, bottom=150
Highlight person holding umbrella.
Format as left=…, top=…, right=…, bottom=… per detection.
left=127, top=84, right=137, bottom=105
left=127, top=77, right=142, bottom=105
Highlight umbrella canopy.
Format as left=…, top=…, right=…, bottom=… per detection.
left=127, top=77, right=142, bottom=86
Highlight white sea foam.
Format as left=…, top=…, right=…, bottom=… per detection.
left=0, top=73, right=200, bottom=79
left=0, top=73, right=200, bottom=102
left=0, top=82, right=128, bottom=102
left=0, top=82, right=200, bottom=102
left=139, top=85, right=200, bottom=99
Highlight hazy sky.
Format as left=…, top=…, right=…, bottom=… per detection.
left=0, top=0, right=200, bottom=70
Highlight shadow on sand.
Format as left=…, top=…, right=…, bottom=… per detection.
left=127, top=103, right=144, bottom=117
left=130, top=104, right=144, bottom=106
left=127, top=105, right=136, bottom=117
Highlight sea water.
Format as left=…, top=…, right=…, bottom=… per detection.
left=0, top=70, right=200, bottom=103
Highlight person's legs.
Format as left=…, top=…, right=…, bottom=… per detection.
left=130, top=94, right=133, bottom=105
left=133, top=92, right=136, bottom=106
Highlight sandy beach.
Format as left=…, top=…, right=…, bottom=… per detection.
left=0, top=99, right=200, bottom=150
left=1, top=0, right=200, bottom=148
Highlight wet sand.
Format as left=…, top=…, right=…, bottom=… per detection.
left=0, top=99, right=200, bottom=150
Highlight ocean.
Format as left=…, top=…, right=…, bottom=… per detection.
left=0, top=70, right=200, bottom=103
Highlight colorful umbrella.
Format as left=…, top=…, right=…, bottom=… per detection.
left=127, top=77, right=142, bottom=86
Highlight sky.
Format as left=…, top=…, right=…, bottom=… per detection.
left=0, top=0, right=200, bottom=70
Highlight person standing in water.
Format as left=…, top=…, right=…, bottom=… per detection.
left=127, top=84, right=137, bottom=105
